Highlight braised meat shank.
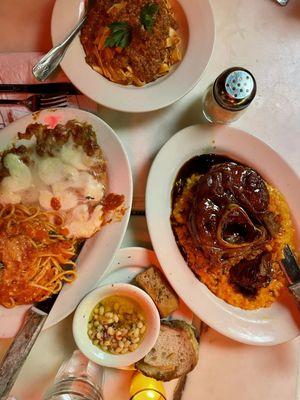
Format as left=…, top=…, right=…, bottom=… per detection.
left=187, top=161, right=275, bottom=296
left=229, top=253, right=273, bottom=296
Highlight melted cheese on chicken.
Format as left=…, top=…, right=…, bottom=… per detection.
left=0, top=139, right=106, bottom=239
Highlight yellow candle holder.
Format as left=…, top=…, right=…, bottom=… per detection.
left=130, top=372, right=166, bottom=400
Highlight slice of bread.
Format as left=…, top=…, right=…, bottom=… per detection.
left=135, top=362, right=177, bottom=382
left=136, top=320, right=199, bottom=381
left=134, top=266, right=179, bottom=317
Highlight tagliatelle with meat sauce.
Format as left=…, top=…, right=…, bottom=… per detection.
left=80, top=0, right=182, bottom=86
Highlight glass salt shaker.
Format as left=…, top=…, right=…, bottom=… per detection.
left=43, top=350, right=104, bottom=400
left=202, top=67, right=256, bottom=124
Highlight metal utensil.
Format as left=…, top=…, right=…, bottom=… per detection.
left=173, top=375, right=187, bottom=400
left=131, top=209, right=145, bottom=216
left=0, top=295, right=58, bottom=399
left=281, top=245, right=300, bottom=304
left=172, top=318, right=201, bottom=400
left=0, top=82, right=80, bottom=95
left=32, top=0, right=95, bottom=82
left=0, top=94, right=68, bottom=112
left=275, top=0, right=289, bottom=5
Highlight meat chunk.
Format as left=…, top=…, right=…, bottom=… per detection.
left=262, top=211, right=281, bottom=236
left=229, top=253, right=273, bottom=296
left=187, top=162, right=270, bottom=269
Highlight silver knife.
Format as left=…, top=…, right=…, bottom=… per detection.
left=172, top=318, right=201, bottom=400
left=0, top=83, right=80, bottom=95
left=0, top=294, right=58, bottom=399
left=173, top=375, right=187, bottom=400
left=281, top=245, right=300, bottom=304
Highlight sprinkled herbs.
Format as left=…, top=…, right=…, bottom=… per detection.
left=105, top=22, right=132, bottom=48
left=140, top=3, right=159, bottom=33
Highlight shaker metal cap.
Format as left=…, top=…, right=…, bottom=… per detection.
left=213, top=67, right=256, bottom=111
left=225, top=70, right=254, bottom=100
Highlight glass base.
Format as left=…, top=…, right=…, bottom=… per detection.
left=202, top=108, right=237, bottom=125
left=202, top=108, right=215, bottom=123
left=43, top=378, right=102, bottom=400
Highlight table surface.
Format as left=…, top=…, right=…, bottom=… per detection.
left=1, top=0, right=300, bottom=399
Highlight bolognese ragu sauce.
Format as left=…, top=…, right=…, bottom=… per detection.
left=80, top=0, right=180, bottom=84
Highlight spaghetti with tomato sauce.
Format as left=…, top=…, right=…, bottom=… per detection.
left=0, top=120, right=125, bottom=308
left=0, top=204, right=77, bottom=308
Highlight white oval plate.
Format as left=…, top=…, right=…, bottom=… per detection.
left=51, top=0, right=215, bottom=112
left=146, top=124, right=300, bottom=345
left=0, top=108, right=132, bottom=338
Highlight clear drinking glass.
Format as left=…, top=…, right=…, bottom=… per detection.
left=43, top=350, right=104, bottom=400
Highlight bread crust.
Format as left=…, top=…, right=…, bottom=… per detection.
left=135, top=266, right=179, bottom=318
left=136, top=320, right=199, bottom=381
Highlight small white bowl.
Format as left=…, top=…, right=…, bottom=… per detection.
left=73, top=283, right=160, bottom=368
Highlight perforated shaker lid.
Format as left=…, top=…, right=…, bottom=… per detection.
left=213, top=67, right=256, bottom=111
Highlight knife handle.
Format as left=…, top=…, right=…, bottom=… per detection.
left=0, top=83, right=80, bottom=95
left=0, top=84, right=37, bottom=93
left=289, top=281, right=300, bottom=305
left=0, top=307, right=47, bottom=399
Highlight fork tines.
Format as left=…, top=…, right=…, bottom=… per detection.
left=40, top=94, right=68, bottom=109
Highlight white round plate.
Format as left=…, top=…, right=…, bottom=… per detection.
left=99, top=247, right=193, bottom=323
left=51, top=0, right=215, bottom=112
left=97, top=247, right=192, bottom=376
left=146, top=124, right=300, bottom=345
left=98, top=247, right=192, bottom=399
left=0, top=108, right=133, bottom=338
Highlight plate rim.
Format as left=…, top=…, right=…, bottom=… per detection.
left=0, top=107, right=133, bottom=338
left=50, top=0, right=215, bottom=112
left=100, top=246, right=193, bottom=324
left=145, top=123, right=300, bottom=346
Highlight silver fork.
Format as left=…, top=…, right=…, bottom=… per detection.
left=0, top=94, right=68, bottom=112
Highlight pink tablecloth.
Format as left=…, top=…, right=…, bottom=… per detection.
left=0, top=52, right=97, bottom=127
